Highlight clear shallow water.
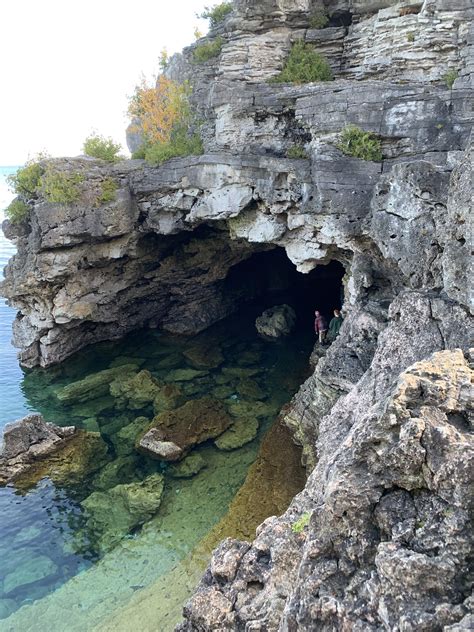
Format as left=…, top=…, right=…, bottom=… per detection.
left=0, top=166, right=31, bottom=427
left=0, top=185, right=313, bottom=630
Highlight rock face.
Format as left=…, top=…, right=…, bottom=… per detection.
left=255, top=304, right=296, bottom=338
left=1, top=0, right=473, bottom=629
left=0, top=414, right=76, bottom=484
left=180, top=349, right=474, bottom=631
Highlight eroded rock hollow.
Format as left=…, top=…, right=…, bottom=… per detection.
left=1, top=0, right=473, bottom=629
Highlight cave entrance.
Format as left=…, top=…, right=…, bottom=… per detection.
left=224, top=247, right=346, bottom=332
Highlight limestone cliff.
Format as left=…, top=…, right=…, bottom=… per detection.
left=1, top=0, right=473, bottom=629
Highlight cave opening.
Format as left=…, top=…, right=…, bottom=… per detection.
left=327, top=10, right=353, bottom=28
left=224, top=247, right=346, bottom=332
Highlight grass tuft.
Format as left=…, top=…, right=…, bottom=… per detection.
left=270, top=40, right=333, bottom=84
left=336, top=125, right=382, bottom=162
left=5, top=198, right=30, bottom=224
left=193, top=36, right=223, bottom=63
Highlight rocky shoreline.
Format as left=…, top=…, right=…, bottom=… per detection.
left=1, top=0, right=473, bottom=629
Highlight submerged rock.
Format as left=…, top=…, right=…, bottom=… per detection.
left=167, top=454, right=207, bottom=478
left=91, top=455, right=140, bottom=490
left=0, top=414, right=76, bottom=485
left=3, top=554, right=58, bottom=595
left=0, top=598, right=16, bottom=620
left=255, top=304, right=296, bottom=339
left=221, top=367, right=261, bottom=379
left=109, top=369, right=162, bottom=409
left=214, top=417, right=259, bottom=451
left=235, top=378, right=266, bottom=400
left=81, top=473, right=165, bottom=553
left=153, top=383, right=184, bottom=413
left=55, top=364, right=138, bottom=403
left=165, top=368, right=209, bottom=382
left=227, top=399, right=280, bottom=420
left=112, top=416, right=151, bottom=456
left=137, top=397, right=233, bottom=461
left=183, top=342, right=224, bottom=369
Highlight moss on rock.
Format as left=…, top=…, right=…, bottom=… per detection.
left=81, top=473, right=165, bottom=553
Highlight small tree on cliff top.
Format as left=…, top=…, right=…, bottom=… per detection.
left=128, top=76, right=203, bottom=164
left=128, top=76, right=192, bottom=147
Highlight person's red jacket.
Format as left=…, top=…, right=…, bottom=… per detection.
left=314, top=314, right=328, bottom=333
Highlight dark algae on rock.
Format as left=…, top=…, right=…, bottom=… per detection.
left=0, top=0, right=473, bottom=630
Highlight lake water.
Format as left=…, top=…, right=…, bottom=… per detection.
left=0, top=167, right=31, bottom=428
left=0, top=174, right=311, bottom=631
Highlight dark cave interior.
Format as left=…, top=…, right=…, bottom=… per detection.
left=224, top=247, right=346, bottom=330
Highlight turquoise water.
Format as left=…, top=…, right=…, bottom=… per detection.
left=0, top=167, right=31, bottom=427
left=0, top=179, right=312, bottom=629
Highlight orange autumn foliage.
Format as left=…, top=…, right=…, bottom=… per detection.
left=128, top=76, right=191, bottom=146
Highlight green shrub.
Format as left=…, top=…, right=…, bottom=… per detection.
left=287, top=144, right=308, bottom=159
left=310, top=11, right=329, bottom=29
left=41, top=168, right=84, bottom=204
left=270, top=40, right=333, bottom=84
left=5, top=198, right=30, bottom=224
left=7, top=159, right=45, bottom=197
left=144, top=129, right=204, bottom=165
left=199, top=2, right=233, bottom=27
left=337, top=125, right=382, bottom=162
left=193, top=36, right=223, bottom=63
left=444, top=70, right=458, bottom=89
left=407, top=32, right=415, bottom=42
left=96, top=178, right=118, bottom=205
left=292, top=512, right=311, bottom=533
left=83, top=134, right=122, bottom=162
left=131, top=146, right=147, bottom=159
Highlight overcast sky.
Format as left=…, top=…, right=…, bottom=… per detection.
left=0, top=0, right=210, bottom=165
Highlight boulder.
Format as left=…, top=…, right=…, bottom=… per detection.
left=138, top=431, right=184, bottom=461
left=167, top=454, right=207, bottom=478
left=91, top=455, right=140, bottom=490
left=215, top=417, right=259, bottom=451
left=255, top=304, right=296, bottom=339
left=235, top=378, right=266, bottom=400
left=112, top=416, right=151, bottom=456
left=81, top=473, right=165, bottom=553
left=153, top=383, right=185, bottom=413
left=183, top=342, right=224, bottom=369
left=165, top=369, right=209, bottom=382
left=9, top=430, right=110, bottom=491
left=227, top=400, right=280, bottom=420
left=55, top=364, right=138, bottom=403
left=137, top=397, right=233, bottom=461
left=0, top=414, right=76, bottom=485
left=109, top=369, right=162, bottom=409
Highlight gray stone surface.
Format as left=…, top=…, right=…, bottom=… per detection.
left=0, top=0, right=473, bottom=628
left=255, top=304, right=296, bottom=338
left=0, top=414, right=76, bottom=484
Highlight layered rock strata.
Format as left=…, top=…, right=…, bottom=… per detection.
left=1, top=0, right=473, bottom=629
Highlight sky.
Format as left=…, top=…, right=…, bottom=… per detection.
left=0, top=0, right=210, bottom=165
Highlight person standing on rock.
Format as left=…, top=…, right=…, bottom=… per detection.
left=314, top=310, right=328, bottom=344
left=328, top=308, right=344, bottom=342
